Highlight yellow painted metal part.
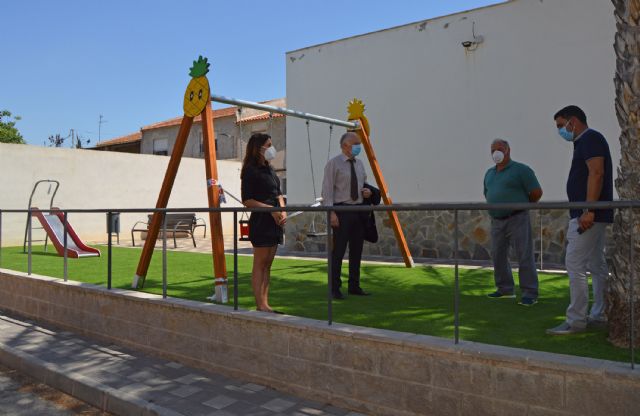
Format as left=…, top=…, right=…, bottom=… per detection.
left=347, top=98, right=370, bottom=135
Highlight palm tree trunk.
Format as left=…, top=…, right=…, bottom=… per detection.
left=610, top=0, right=640, bottom=347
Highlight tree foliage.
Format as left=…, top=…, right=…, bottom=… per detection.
left=0, top=110, right=26, bottom=144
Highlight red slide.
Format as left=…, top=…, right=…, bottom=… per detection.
left=30, top=208, right=100, bottom=258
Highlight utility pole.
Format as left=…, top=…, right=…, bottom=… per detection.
left=70, top=129, right=75, bottom=148
left=98, top=114, right=108, bottom=143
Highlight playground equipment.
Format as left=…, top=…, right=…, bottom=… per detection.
left=23, top=179, right=60, bottom=253
left=23, top=180, right=99, bottom=258
left=210, top=95, right=414, bottom=268
left=133, top=56, right=413, bottom=302
left=29, top=208, right=100, bottom=258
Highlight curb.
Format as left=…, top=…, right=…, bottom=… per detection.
left=0, top=343, right=182, bottom=416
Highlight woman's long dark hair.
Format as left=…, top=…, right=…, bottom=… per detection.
left=241, top=133, right=271, bottom=179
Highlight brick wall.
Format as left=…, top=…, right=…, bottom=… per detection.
left=0, top=269, right=638, bottom=416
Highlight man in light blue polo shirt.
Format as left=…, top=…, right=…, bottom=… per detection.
left=484, top=139, right=543, bottom=306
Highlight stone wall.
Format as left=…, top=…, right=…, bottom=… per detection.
left=0, top=269, right=638, bottom=416
left=285, top=209, right=614, bottom=266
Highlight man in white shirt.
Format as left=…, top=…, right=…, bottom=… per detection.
left=321, top=132, right=372, bottom=299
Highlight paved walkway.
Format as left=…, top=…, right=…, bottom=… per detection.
left=0, top=312, right=364, bottom=416
left=0, top=363, right=108, bottom=415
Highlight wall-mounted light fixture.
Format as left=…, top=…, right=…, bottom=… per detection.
left=461, top=21, right=484, bottom=51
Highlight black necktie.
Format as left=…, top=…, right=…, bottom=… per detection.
left=348, top=159, right=358, bottom=201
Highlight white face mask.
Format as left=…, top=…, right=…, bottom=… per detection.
left=492, top=150, right=505, bottom=164
left=263, top=145, right=277, bottom=161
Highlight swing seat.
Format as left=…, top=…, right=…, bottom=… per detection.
left=306, top=231, right=328, bottom=238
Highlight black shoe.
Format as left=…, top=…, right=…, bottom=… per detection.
left=332, top=290, right=344, bottom=300
left=348, top=288, right=371, bottom=296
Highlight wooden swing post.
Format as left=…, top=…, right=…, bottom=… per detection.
left=132, top=116, right=194, bottom=288
left=133, top=56, right=228, bottom=302
left=348, top=99, right=414, bottom=268
left=201, top=100, right=228, bottom=284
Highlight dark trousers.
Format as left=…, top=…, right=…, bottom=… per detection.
left=331, top=210, right=365, bottom=292
left=490, top=211, right=539, bottom=298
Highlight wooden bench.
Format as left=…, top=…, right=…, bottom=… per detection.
left=131, top=213, right=206, bottom=248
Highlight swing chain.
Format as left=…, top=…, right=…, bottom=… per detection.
left=237, top=107, right=243, bottom=162
left=306, top=120, right=318, bottom=201
left=327, top=124, right=333, bottom=162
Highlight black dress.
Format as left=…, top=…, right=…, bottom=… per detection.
left=241, top=164, right=284, bottom=247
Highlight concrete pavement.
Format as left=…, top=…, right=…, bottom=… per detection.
left=0, top=311, right=365, bottom=416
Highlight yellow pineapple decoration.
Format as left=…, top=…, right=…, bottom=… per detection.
left=183, top=56, right=211, bottom=117
left=347, top=98, right=370, bottom=136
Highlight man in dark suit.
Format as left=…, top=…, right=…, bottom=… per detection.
left=321, top=132, right=373, bottom=299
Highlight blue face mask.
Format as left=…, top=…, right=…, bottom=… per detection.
left=558, top=120, right=574, bottom=142
left=351, top=144, right=362, bottom=157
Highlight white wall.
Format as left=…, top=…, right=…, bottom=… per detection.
left=0, top=143, right=242, bottom=245
left=285, top=0, right=619, bottom=203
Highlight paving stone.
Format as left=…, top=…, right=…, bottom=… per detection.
left=128, top=368, right=161, bottom=382
left=203, top=394, right=238, bottom=409
left=170, top=384, right=203, bottom=398
left=225, top=400, right=268, bottom=415
left=225, top=384, right=256, bottom=394
left=321, top=405, right=350, bottom=416
left=262, top=398, right=297, bottom=412
left=293, top=406, right=326, bottom=415
left=166, top=361, right=184, bottom=369
left=120, top=381, right=153, bottom=395
left=243, top=382, right=267, bottom=392
left=206, top=411, right=235, bottom=416
left=175, top=373, right=210, bottom=384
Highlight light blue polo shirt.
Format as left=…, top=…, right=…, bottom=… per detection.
left=483, top=160, right=540, bottom=218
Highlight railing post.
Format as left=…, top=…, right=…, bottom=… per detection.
left=539, top=209, right=544, bottom=270
left=630, top=205, right=636, bottom=370
left=233, top=210, right=238, bottom=311
left=107, top=211, right=112, bottom=289
left=327, top=210, right=333, bottom=326
left=454, top=209, right=460, bottom=344
left=28, top=208, right=32, bottom=275
left=0, top=210, right=3, bottom=268
left=63, top=211, right=68, bottom=281
left=162, top=210, right=167, bottom=299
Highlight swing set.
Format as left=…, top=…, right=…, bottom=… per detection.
left=131, top=56, right=413, bottom=303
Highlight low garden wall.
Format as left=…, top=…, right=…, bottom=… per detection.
left=0, top=269, right=638, bottom=416
left=285, top=209, right=615, bottom=266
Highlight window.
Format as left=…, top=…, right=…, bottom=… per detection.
left=199, top=133, right=218, bottom=157
left=153, top=138, right=169, bottom=156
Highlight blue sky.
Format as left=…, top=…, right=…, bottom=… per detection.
left=1, top=0, right=502, bottom=146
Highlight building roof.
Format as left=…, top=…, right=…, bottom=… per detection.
left=99, top=98, right=287, bottom=145
left=140, top=106, right=238, bottom=131
left=94, top=131, right=142, bottom=148
left=238, top=112, right=286, bottom=124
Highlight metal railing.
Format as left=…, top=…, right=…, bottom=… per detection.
left=0, top=200, right=637, bottom=368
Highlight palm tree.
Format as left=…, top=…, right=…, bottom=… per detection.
left=610, top=0, right=640, bottom=347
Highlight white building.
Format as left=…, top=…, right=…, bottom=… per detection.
left=285, top=0, right=619, bottom=205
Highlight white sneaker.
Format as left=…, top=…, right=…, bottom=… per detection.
left=546, top=322, right=586, bottom=335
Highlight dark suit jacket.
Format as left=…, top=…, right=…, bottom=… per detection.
left=362, top=183, right=381, bottom=243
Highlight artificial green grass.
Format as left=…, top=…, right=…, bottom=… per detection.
left=0, top=245, right=633, bottom=363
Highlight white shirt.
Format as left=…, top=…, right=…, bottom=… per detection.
left=321, top=153, right=367, bottom=206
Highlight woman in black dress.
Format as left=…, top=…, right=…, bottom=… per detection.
left=241, top=133, right=286, bottom=313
